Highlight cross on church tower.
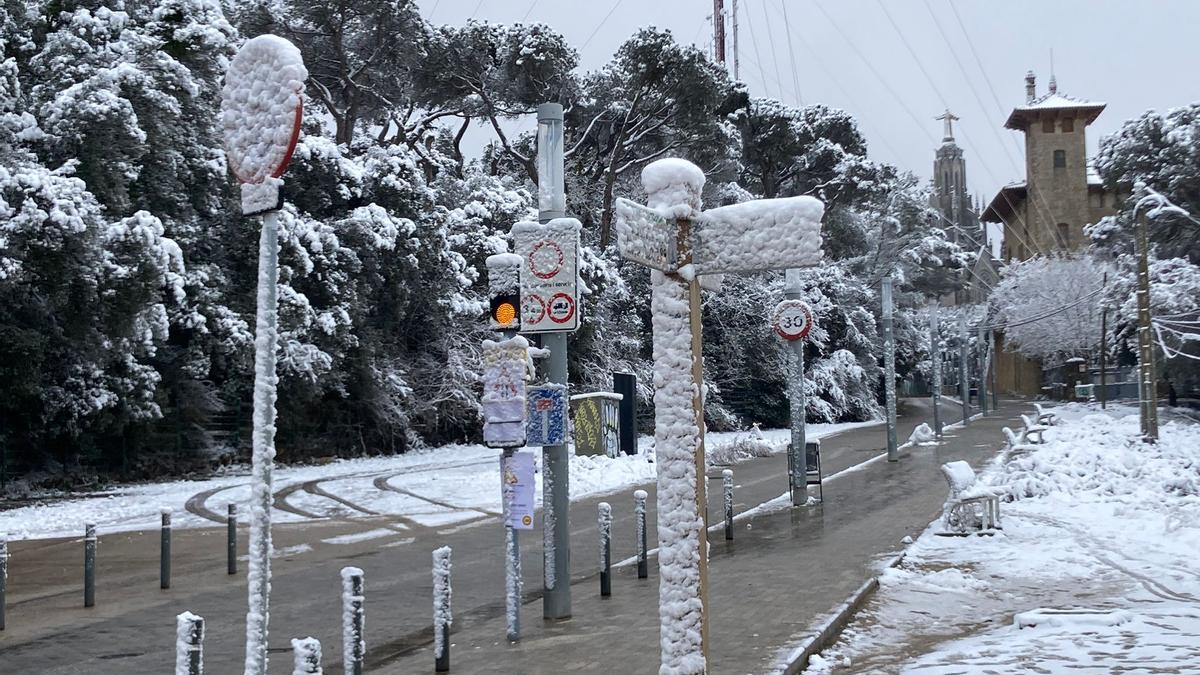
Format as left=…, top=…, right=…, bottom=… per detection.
left=936, top=109, right=960, bottom=142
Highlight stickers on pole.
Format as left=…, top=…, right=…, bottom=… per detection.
left=512, top=219, right=582, bottom=333
left=526, top=384, right=568, bottom=446
left=481, top=336, right=530, bottom=448
left=501, top=451, right=536, bottom=530
left=771, top=299, right=814, bottom=342
left=220, top=34, right=307, bottom=215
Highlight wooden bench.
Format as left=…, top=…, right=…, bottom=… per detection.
left=1034, top=403, right=1058, bottom=426
left=1002, top=427, right=1040, bottom=454
left=939, top=461, right=1003, bottom=535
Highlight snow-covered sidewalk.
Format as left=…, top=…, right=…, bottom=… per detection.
left=0, top=422, right=876, bottom=541
left=802, top=403, right=1200, bottom=673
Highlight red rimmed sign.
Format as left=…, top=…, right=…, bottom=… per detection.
left=771, top=299, right=814, bottom=341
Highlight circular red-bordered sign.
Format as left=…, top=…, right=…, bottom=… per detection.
left=220, top=35, right=307, bottom=184
left=547, top=293, right=576, bottom=324
left=528, top=240, right=565, bottom=280
left=771, top=299, right=813, bottom=341
left=522, top=294, right=547, bottom=325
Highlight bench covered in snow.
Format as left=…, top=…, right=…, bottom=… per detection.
left=1034, top=403, right=1058, bottom=426
left=940, top=460, right=1003, bottom=535
left=1019, top=414, right=1049, bottom=444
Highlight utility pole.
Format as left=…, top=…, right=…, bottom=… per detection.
left=930, top=307, right=942, bottom=439
left=1133, top=188, right=1159, bottom=442
left=536, top=103, right=572, bottom=618
left=1100, top=271, right=1108, bottom=410
left=977, top=324, right=988, bottom=416
left=958, top=314, right=969, bottom=425
left=713, top=0, right=725, bottom=64
left=730, top=0, right=739, bottom=79
left=882, top=277, right=898, bottom=461
left=779, top=270, right=811, bottom=505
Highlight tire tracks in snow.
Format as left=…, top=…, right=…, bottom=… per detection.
left=1023, top=511, right=1199, bottom=604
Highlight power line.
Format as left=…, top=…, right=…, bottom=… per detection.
left=979, top=286, right=1104, bottom=332
left=760, top=0, right=787, bottom=106
left=778, top=0, right=804, bottom=105
left=740, top=0, right=772, bottom=99
left=581, top=0, right=624, bottom=49
left=469, top=0, right=485, bottom=19
left=871, top=0, right=1057, bottom=259
left=946, top=0, right=1025, bottom=161
left=522, top=0, right=540, bottom=22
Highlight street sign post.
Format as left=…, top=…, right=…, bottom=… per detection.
left=773, top=295, right=814, bottom=505
left=219, top=34, right=306, bottom=675
left=614, top=157, right=824, bottom=674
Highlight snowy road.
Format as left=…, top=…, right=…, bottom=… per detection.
left=0, top=422, right=878, bottom=542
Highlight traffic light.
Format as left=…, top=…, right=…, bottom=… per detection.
left=490, top=293, right=520, bottom=331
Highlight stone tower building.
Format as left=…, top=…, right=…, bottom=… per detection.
left=932, top=110, right=994, bottom=306
left=981, top=71, right=1117, bottom=396
left=982, top=71, right=1115, bottom=261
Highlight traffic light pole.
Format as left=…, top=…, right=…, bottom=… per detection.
left=536, top=103, right=571, bottom=620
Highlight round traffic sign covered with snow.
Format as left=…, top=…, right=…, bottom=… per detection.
left=220, top=35, right=307, bottom=184
left=771, top=299, right=813, bottom=341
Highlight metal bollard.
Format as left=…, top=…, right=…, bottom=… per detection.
left=84, top=523, right=96, bottom=608
left=723, top=470, right=734, bottom=541
left=175, top=611, right=204, bottom=675
left=227, top=504, right=237, bottom=575
left=433, top=547, right=452, bottom=672
left=1, top=536, right=7, bottom=630
left=291, top=637, right=323, bottom=674
left=634, top=490, right=648, bottom=579
left=340, top=567, right=365, bottom=675
left=161, top=509, right=171, bottom=590
left=598, top=502, right=612, bottom=597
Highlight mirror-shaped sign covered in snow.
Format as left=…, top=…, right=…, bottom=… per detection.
left=772, top=299, right=814, bottom=341
left=513, top=219, right=581, bottom=333
left=481, top=336, right=529, bottom=448
left=501, top=451, right=536, bottom=530
left=526, top=384, right=567, bottom=446
left=220, top=35, right=307, bottom=215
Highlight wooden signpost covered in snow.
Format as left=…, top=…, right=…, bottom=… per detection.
left=614, top=159, right=824, bottom=674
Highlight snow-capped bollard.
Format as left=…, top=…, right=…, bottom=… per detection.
left=598, top=502, right=612, bottom=597
left=291, top=637, right=322, bottom=674
left=432, top=547, right=452, bottom=672
left=175, top=611, right=204, bottom=675
left=227, top=504, right=237, bottom=575
left=0, top=536, right=7, bottom=630
left=634, top=490, right=648, bottom=579
left=723, top=470, right=734, bottom=541
left=161, top=509, right=172, bottom=590
left=340, top=567, right=365, bottom=675
left=84, top=523, right=96, bottom=608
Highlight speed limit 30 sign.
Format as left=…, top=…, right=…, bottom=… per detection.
left=771, top=299, right=813, bottom=341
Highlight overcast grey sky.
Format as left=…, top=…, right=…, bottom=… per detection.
left=424, top=0, right=1200, bottom=202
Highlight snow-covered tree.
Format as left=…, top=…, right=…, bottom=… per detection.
left=990, top=255, right=1112, bottom=362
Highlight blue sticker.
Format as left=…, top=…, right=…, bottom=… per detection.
left=526, top=384, right=568, bottom=446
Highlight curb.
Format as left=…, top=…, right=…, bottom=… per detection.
left=779, top=550, right=908, bottom=674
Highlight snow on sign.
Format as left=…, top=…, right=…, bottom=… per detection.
left=693, top=196, right=824, bottom=274
left=772, top=299, right=814, bottom=341
left=220, top=35, right=307, bottom=216
left=481, top=336, right=530, bottom=448
left=613, top=198, right=679, bottom=272
left=526, top=384, right=567, bottom=446
left=513, top=219, right=581, bottom=333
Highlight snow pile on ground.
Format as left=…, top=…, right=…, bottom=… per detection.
left=799, top=404, right=1200, bottom=674
left=907, top=422, right=936, bottom=446
left=1004, top=412, right=1200, bottom=500
left=706, top=434, right=778, bottom=466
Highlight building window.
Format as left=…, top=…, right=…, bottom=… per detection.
left=1043, top=118, right=1055, bottom=133
left=1090, top=191, right=1104, bottom=208
left=1057, top=223, right=1071, bottom=247
left=1054, top=149, right=1066, bottom=168
left=1061, top=117, right=1075, bottom=132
